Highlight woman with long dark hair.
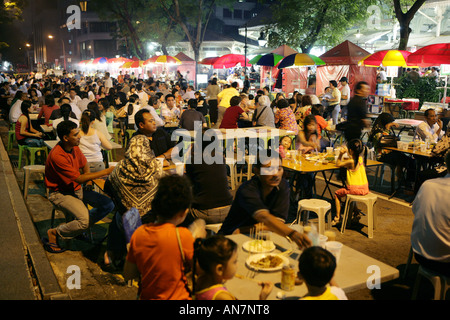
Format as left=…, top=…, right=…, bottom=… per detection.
left=79, top=109, right=112, bottom=173
left=15, top=100, right=45, bottom=147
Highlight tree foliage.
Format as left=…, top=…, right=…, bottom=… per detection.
left=0, top=0, right=27, bottom=50
left=265, top=0, right=384, bottom=53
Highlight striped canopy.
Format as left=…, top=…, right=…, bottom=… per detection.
left=143, top=55, right=181, bottom=65
left=92, top=57, right=108, bottom=64
left=120, top=60, right=144, bottom=68
left=278, top=53, right=325, bottom=69
left=358, top=50, right=413, bottom=67
left=249, top=53, right=284, bottom=67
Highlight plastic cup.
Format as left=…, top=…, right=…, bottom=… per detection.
left=318, top=234, right=328, bottom=248
left=420, top=144, right=427, bottom=153
left=324, top=230, right=336, bottom=242
left=326, top=147, right=333, bottom=155
left=325, top=241, right=343, bottom=263
left=175, top=162, right=184, bottom=175
left=156, top=157, right=165, bottom=171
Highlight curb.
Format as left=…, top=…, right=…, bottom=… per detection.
left=0, top=135, right=70, bottom=300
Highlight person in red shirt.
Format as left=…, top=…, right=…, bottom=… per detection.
left=43, top=120, right=115, bottom=253
left=310, top=104, right=331, bottom=151
left=219, top=96, right=249, bottom=129
left=38, top=94, right=59, bottom=126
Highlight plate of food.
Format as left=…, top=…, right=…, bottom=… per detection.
left=246, top=253, right=289, bottom=272
left=242, top=240, right=276, bottom=253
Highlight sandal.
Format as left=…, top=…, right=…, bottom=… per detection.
left=331, top=216, right=340, bottom=226
left=41, top=237, right=66, bottom=254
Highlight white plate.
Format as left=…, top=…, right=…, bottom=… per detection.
left=242, top=240, right=276, bottom=253
left=245, top=253, right=289, bottom=272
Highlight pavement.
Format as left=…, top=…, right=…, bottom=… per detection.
left=0, top=119, right=443, bottom=300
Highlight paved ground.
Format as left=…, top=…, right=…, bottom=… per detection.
left=0, top=120, right=442, bottom=300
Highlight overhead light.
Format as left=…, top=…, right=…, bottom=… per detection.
left=258, top=31, right=267, bottom=47
left=355, top=30, right=362, bottom=38
left=48, top=35, right=54, bottom=39
left=80, top=1, right=88, bottom=12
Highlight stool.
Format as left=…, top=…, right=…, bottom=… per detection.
left=239, top=155, right=256, bottom=183
left=18, top=145, right=49, bottom=169
left=7, top=130, right=15, bottom=151
left=225, top=158, right=238, bottom=190
left=23, top=165, right=46, bottom=200
left=412, top=265, right=450, bottom=300
left=205, top=223, right=222, bottom=235
left=340, top=193, right=378, bottom=238
left=296, top=199, right=332, bottom=235
left=204, top=114, right=211, bottom=128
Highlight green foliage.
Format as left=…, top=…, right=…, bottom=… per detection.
left=395, top=74, right=445, bottom=106
left=265, top=0, right=381, bottom=53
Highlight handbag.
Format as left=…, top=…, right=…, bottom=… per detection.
left=252, top=106, right=267, bottom=127
left=122, top=207, right=142, bottom=243
left=379, top=135, right=398, bottom=148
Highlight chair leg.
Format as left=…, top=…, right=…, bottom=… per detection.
left=340, top=199, right=353, bottom=234
left=367, top=201, right=374, bottom=239
left=51, top=208, right=56, bottom=228
left=402, top=247, right=414, bottom=281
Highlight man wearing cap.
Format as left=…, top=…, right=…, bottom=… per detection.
left=339, top=77, right=350, bottom=120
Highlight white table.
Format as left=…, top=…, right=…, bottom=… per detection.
left=394, top=119, right=422, bottom=138
left=45, top=140, right=122, bottom=150
left=225, top=233, right=399, bottom=300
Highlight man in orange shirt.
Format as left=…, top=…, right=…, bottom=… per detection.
left=43, top=121, right=115, bottom=253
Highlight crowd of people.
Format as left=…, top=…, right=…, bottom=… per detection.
left=0, top=67, right=448, bottom=300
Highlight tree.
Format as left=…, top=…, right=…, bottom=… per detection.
left=0, top=0, right=27, bottom=50
left=89, top=0, right=147, bottom=59
left=157, top=0, right=235, bottom=87
left=264, top=0, right=381, bottom=53
left=393, top=0, right=427, bottom=50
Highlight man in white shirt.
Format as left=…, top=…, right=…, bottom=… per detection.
left=161, top=94, right=180, bottom=119
left=136, top=83, right=149, bottom=107
left=104, top=72, right=113, bottom=91
left=416, top=109, right=444, bottom=143
left=182, top=85, right=196, bottom=102
left=339, top=77, right=350, bottom=120
left=411, top=151, right=450, bottom=277
left=9, top=91, right=28, bottom=123
left=68, top=89, right=82, bottom=120
left=77, top=91, right=91, bottom=112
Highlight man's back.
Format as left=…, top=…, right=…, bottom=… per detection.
left=218, top=87, right=239, bottom=108
left=411, top=174, right=450, bottom=263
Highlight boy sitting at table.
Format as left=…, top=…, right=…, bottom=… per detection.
left=297, top=246, right=348, bottom=300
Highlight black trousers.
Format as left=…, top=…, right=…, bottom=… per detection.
left=208, top=99, right=218, bottom=124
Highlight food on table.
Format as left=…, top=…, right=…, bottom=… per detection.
left=250, top=255, right=284, bottom=269
left=246, top=240, right=275, bottom=252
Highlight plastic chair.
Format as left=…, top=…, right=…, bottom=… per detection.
left=204, top=114, right=211, bottom=128
left=225, top=158, right=238, bottom=190
left=18, top=145, right=49, bottom=169
left=7, top=130, right=15, bottom=151
left=340, top=193, right=378, bottom=238
left=239, top=155, right=256, bottom=183
left=23, top=165, right=46, bottom=200
left=205, top=223, right=222, bottom=235
left=411, top=265, right=450, bottom=300
left=374, top=163, right=396, bottom=194
left=296, top=199, right=332, bottom=235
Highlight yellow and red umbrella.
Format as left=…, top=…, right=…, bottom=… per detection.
left=143, top=55, right=181, bottom=65
left=120, top=60, right=144, bottom=68
left=358, top=50, right=413, bottom=67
